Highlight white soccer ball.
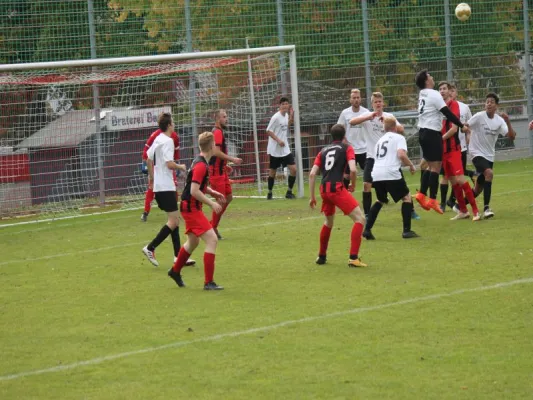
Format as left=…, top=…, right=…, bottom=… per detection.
left=455, top=3, right=471, bottom=22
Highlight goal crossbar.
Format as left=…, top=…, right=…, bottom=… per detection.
left=0, top=45, right=296, bottom=73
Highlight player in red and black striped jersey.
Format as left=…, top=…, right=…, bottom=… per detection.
left=168, top=132, right=227, bottom=291
left=208, top=109, right=242, bottom=239
left=141, top=128, right=181, bottom=222
left=309, top=124, right=367, bottom=268
left=437, top=82, right=480, bottom=221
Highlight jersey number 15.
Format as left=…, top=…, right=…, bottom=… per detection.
left=376, top=141, right=389, bottom=159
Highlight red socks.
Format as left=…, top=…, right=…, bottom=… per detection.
left=204, top=252, right=216, bottom=284
left=452, top=184, right=467, bottom=213
left=350, top=222, right=363, bottom=257
left=463, top=182, right=479, bottom=214
left=172, top=247, right=191, bottom=273
left=319, top=225, right=332, bottom=257
left=144, top=188, right=154, bottom=213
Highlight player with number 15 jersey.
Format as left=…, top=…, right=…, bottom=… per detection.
left=309, top=124, right=367, bottom=268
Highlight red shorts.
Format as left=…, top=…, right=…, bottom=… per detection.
left=442, top=151, right=464, bottom=178
left=182, top=210, right=212, bottom=237
left=320, top=189, right=359, bottom=216
left=210, top=174, right=232, bottom=196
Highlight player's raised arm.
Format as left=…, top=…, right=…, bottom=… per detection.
left=349, top=111, right=376, bottom=126
left=439, top=105, right=464, bottom=129
left=500, top=112, right=516, bottom=140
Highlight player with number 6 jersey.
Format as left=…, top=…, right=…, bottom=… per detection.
left=363, top=116, right=419, bottom=239
left=309, top=124, right=367, bottom=268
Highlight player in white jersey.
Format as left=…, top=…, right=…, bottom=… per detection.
left=414, top=70, right=468, bottom=214
left=337, top=88, right=369, bottom=185
left=362, top=116, right=419, bottom=240
left=348, top=92, right=403, bottom=216
left=467, top=93, right=515, bottom=218
left=266, top=97, right=296, bottom=200
left=142, top=113, right=188, bottom=267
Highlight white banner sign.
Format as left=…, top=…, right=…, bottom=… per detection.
left=105, top=106, right=171, bottom=131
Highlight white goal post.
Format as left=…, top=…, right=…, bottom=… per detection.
left=0, top=45, right=303, bottom=224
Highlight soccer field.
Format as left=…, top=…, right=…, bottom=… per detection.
left=1, top=158, right=533, bottom=399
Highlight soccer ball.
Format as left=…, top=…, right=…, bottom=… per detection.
left=455, top=3, right=471, bottom=22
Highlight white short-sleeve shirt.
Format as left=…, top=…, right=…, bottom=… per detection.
left=266, top=111, right=291, bottom=158
left=417, top=88, right=446, bottom=132
left=337, top=106, right=369, bottom=154
left=147, top=134, right=176, bottom=192
left=468, top=111, right=508, bottom=162
left=372, top=132, right=408, bottom=182
left=457, top=101, right=472, bottom=152
left=359, top=111, right=394, bottom=159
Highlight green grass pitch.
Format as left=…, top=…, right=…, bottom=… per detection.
left=1, top=158, right=533, bottom=399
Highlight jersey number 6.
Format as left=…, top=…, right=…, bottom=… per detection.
left=325, top=150, right=336, bottom=170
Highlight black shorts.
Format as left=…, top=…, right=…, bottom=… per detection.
left=363, top=157, right=375, bottom=183
left=472, top=156, right=493, bottom=174
left=461, top=151, right=467, bottom=172
left=419, top=128, right=443, bottom=162
left=155, top=191, right=178, bottom=212
left=355, top=152, right=367, bottom=170
left=269, top=153, right=295, bottom=170
left=373, top=179, right=410, bottom=203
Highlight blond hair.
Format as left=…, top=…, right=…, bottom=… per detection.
left=383, top=116, right=397, bottom=132
left=371, top=92, right=383, bottom=102
left=198, top=131, right=214, bottom=152
left=350, top=88, right=361, bottom=94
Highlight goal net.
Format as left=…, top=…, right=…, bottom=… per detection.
left=0, top=46, right=303, bottom=223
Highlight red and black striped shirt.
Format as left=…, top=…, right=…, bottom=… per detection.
left=208, top=127, right=227, bottom=177
left=180, top=156, right=209, bottom=212
left=314, top=141, right=355, bottom=193
left=441, top=99, right=462, bottom=154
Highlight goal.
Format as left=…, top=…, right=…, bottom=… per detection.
left=0, top=46, right=303, bottom=223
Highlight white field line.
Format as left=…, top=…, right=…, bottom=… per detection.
left=1, top=276, right=532, bottom=382
left=0, top=216, right=322, bottom=267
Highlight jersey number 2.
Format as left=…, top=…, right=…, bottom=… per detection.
left=418, top=99, right=425, bottom=114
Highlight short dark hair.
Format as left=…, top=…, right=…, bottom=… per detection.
left=438, top=81, right=451, bottom=90
left=279, top=96, right=289, bottom=104
left=158, top=112, right=173, bottom=132
left=415, top=69, right=429, bottom=89
left=330, top=124, right=346, bottom=141
left=486, top=92, right=500, bottom=104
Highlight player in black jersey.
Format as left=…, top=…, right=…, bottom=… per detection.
left=309, top=124, right=367, bottom=268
